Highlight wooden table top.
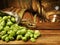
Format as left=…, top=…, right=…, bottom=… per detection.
left=0, top=30, right=60, bottom=45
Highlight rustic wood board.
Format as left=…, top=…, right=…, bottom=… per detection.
left=0, top=30, right=60, bottom=45
left=36, top=23, right=60, bottom=29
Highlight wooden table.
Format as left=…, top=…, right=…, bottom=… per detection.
left=0, top=30, right=60, bottom=45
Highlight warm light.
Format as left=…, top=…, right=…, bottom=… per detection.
left=55, top=6, right=59, bottom=10
left=54, top=14, right=57, bottom=17
left=51, top=15, right=57, bottom=22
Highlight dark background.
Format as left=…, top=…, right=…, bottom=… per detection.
left=0, top=0, right=60, bottom=11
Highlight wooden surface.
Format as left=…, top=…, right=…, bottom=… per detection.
left=0, top=30, right=60, bottom=45
left=36, top=23, right=60, bottom=29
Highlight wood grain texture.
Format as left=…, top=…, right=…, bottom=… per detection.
left=0, top=30, right=60, bottom=45
left=36, top=22, right=60, bottom=30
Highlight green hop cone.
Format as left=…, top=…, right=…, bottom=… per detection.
left=8, top=30, right=16, bottom=37
left=1, top=34, right=8, bottom=41
left=25, top=33, right=30, bottom=38
left=30, top=34, right=34, bottom=38
left=5, top=37, right=10, bottom=42
left=4, top=26, right=10, bottom=31
left=0, top=31, right=6, bottom=36
left=0, top=21, right=5, bottom=26
left=9, top=36, right=14, bottom=41
left=16, top=35, right=22, bottom=40
left=11, top=17, right=15, bottom=22
left=16, top=30, right=21, bottom=35
left=30, top=38, right=36, bottom=42
left=6, top=19, right=13, bottom=26
left=22, top=37, right=28, bottom=41
left=34, top=30, right=40, bottom=37
left=0, top=17, right=2, bottom=19
left=7, top=16, right=11, bottom=19
left=6, top=21, right=13, bottom=26
left=0, top=26, right=3, bottom=31
left=28, top=30, right=34, bottom=34
left=20, top=28, right=27, bottom=35
left=3, top=16, right=8, bottom=20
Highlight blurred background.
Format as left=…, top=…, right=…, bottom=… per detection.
left=0, top=0, right=60, bottom=22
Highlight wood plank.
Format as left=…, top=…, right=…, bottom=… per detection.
left=36, top=23, right=60, bottom=29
